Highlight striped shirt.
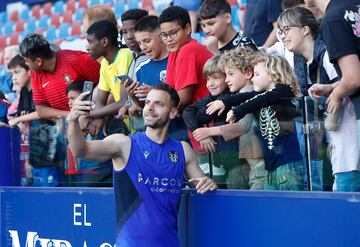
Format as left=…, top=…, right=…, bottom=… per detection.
left=31, top=50, right=100, bottom=111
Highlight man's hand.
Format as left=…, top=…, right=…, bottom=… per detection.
left=226, top=110, right=236, bottom=124
left=189, top=176, right=217, bottom=194
left=117, top=105, right=129, bottom=120
left=88, top=118, right=105, bottom=137
left=67, top=92, right=93, bottom=123
left=128, top=104, right=142, bottom=117
left=204, top=36, right=219, bottom=55
left=308, top=83, right=334, bottom=99
left=8, top=118, right=19, bottom=127
left=124, top=80, right=139, bottom=99
left=193, top=127, right=211, bottom=141
left=134, top=84, right=151, bottom=101
left=326, top=92, right=343, bottom=114
left=199, top=137, right=217, bottom=153
left=206, top=100, right=225, bottom=115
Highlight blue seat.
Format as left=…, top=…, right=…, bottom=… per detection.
left=127, top=0, right=139, bottom=9
left=38, top=15, right=50, bottom=30
left=74, top=8, right=85, bottom=22
left=89, top=0, right=100, bottom=6
left=59, top=23, right=70, bottom=39
left=3, top=22, right=14, bottom=35
left=26, top=17, right=37, bottom=33
left=20, top=7, right=29, bottom=20
left=102, top=0, right=112, bottom=4
left=114, top=1, right=125, bottom=17
left=54, top=1, right=65, bottom=14
left=231, top=6, right=240, bottom=29
left=46, top=26, right=57, bottom=42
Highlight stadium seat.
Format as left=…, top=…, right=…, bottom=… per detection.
left=26, top=17, right=37, bottom=33
left=0, top=36, right=8, bottom=50
left=70, top=21, right=82, bottom=36
left=59, top=23, right=70, bottom=39
left=74, top=8, right=85, bottom=22
left=9, top=33, right=20, bottom=45
left=128, top=0, right=139, bottom=9
left=231, top=6, right=240, bottom=29
left=78, top=0, right=88, bottom=9
left=3, top=22, right=14, bottom=35
left=31, top=4, right=41, bottom=19
left=114, top=1, right=126, bottom=17
left=20, top=7, right=30, bottom=21
left=43, top=2, right=53, bottom=16
left=103, top=0, right=113, bottom=5
left=38, top=15, right=50, bottom=30
left=66, top=0, right=76, bottom=13
left=90, top=0, right=100, bottom=6
left=15, top=20, right=26, bottom=32
left=0, top=12, right=7, bottom=24
left=50, top=14, right=61, bottom=27
left=9, top=11, right=19, bottom=22
left=46, top=26, right=57, bottom=42
left=63, top=10, right=73, bottom=24
left=54, top=1, right=65, bottom=14
left=142, top=0, right=154, bottom=11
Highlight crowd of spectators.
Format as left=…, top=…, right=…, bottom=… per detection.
left=0, top=0, right=359, bottom=192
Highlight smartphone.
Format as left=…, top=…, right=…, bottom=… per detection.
left=117, top=75, right=134, bottom=86
left=82, top=81, right=94, bottom=101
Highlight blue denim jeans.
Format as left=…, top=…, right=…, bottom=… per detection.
left=334, top=171, right=360, bottom=192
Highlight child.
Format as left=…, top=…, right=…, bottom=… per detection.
left=208, top=54, right=304, bottom=191
left=324, top=97, right=360, bottom=192
left=199, top=0, right=257, bottom=54
left=182, top=54, right=234, bottom=185
left=65, top=82, right=113, bottom=187
left=192, top=47, right=265, bottom=190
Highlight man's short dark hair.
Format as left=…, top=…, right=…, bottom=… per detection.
left=7, top=55, right=29, bottom=71
left=66, top=81, right=84, bottom=95
left=159, top=6, right=190, bottom=28
left=135, top=15, right=159, bottom=33
left=121, top=8, right=148, bottom=23
left=151, top=83, right=180, bottom=108
left=19, top=33, right=53, bottom=60
left=87, top=20, right=119, bottom=47
left=281, top=0, right=305, bottom=10
left=199, top=0, right=231, bottom=20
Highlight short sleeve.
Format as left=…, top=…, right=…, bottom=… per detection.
left=267, top=0, right=282, bottom=23
left=74, top=52, right=100, bottom=83
left=30, top=72, right=47, bottom=106
left=98, top=61, right=111, bottom=92
left=321, top=20, right=358, bottom=63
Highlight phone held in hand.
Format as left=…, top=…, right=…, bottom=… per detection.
left=117, top=75, right=134, bottom=86
left=82, top=81, right=94, bottom=101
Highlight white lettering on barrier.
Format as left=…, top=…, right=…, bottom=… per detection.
left=9, top=230, right=114, bottom=247
left=74, top=203, right=92, bottom=226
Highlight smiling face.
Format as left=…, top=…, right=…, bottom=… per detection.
left=159, top=21, right=191, bottom=52
left=278, top=25, right=306, bottom=53
left=251, top=62, right=275, bottom=92
left=143, top=89, right=177, bottom=129
left=135, top=31, right=165, bottom=60
left=224, top=67, right=251, bottom=92
left=206, top=72, right=227, bottom=96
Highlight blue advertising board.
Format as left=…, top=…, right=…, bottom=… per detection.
left=0, top=127, right=20, bottom=186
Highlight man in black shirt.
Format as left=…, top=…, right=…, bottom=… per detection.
left=307, top=0, right=360, bottom=117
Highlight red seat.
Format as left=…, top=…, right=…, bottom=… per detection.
left=50, top=14, right=61, bottom=27
left=0, top=36, right=8, bottom=50
left=9, top=11, right=19, bottom=22
left=15, top=20, right=26, bottom=32
left=66, top=0, right=76, bottom=13
left=31, top=4, right=41, bottom=19
left=79, top=0, right=88, bottom=9
left=70, top=22, right=82, bottom=36
left=9, top=33, right=19, bottom=45
left=141, top=0, right=154, bottom=11
left=63, top=10, right=73, bottom=24
left=43, top=2, right=52, bottom=16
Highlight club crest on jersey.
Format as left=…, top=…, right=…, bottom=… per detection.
left=168, top=151, right=178, bottom=164
left=64, top=73, right=72, bottom=84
